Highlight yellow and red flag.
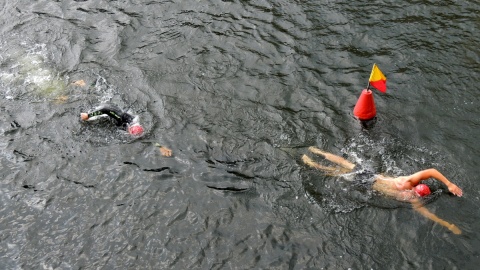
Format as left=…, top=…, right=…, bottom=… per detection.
left=369, top=64, right=387, bottom=93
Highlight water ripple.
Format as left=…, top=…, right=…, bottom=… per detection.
left=0, top=0, right=479, bottom=269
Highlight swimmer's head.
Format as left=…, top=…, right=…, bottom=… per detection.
left=128, top=123, right=144, bottom=136
left=414, top=184, right=431, bottom=197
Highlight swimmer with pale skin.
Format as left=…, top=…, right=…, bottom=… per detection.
left=302, top=146, right=463, bottom=234
left=80, top=104, right=172, bottom=157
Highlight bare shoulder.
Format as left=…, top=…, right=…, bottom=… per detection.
left=373, top=179, right=416, bottom=201
left=372, top=178, right=395, bottom=194
left=372, top=174, right=391, bottom=181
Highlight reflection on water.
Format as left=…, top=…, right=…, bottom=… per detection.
left=1, top=0, right=479, bottom=269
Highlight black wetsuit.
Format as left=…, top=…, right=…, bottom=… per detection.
left=87, top=104, right=135, bottom=129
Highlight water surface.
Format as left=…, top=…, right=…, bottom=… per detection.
left=1, top=0, right=479, bottom=269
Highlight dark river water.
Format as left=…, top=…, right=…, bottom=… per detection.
left=1, top=0, right=479, bottom=269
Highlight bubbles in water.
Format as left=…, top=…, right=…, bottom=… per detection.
left=0, top=42, right=67, bottom=100
left=94, top=75, right=116, bottom=104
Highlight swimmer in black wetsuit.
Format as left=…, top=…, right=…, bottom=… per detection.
left=80, top=104, right=144, bottom=135
left=302, top=146, right=463, bottom=234
left=80, top=104, right=172, bottom=156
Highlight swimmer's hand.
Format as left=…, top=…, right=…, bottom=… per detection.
left=447, top=183, right=463, bottom=197
left=154, top=143, right=172, bottom=157
left=80, top=113, right=89, bottom=121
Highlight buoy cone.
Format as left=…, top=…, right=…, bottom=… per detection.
left=353, top=89, right=376, bottom=121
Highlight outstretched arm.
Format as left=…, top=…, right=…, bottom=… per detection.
left=411, top=200, right=461, bottom=234
left=408, top=169, right=463, bottom=196
left=80, top=110, right=109, bottom=121
left=80, top=105, right=125, bottom=123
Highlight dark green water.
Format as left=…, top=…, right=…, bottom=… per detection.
left=1, top=0, right=479, bottom=269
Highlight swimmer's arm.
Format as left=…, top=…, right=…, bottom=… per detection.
left=81, top=107, right=123, bottom=122
left=409, top=169, right=463, bottom=197
left=410, top=199, right=461, bottom=234
left=80, top=110, right=109, bottom=120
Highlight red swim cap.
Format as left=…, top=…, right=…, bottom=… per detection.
left=414, top=184, right=431, bottom=197
left=128, top=124, right=144, bottom=136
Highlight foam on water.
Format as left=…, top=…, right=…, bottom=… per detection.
left=0, top=42, right=67, bottom=100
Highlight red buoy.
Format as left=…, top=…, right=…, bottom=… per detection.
left=353, top=89, right=376, bottom=120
